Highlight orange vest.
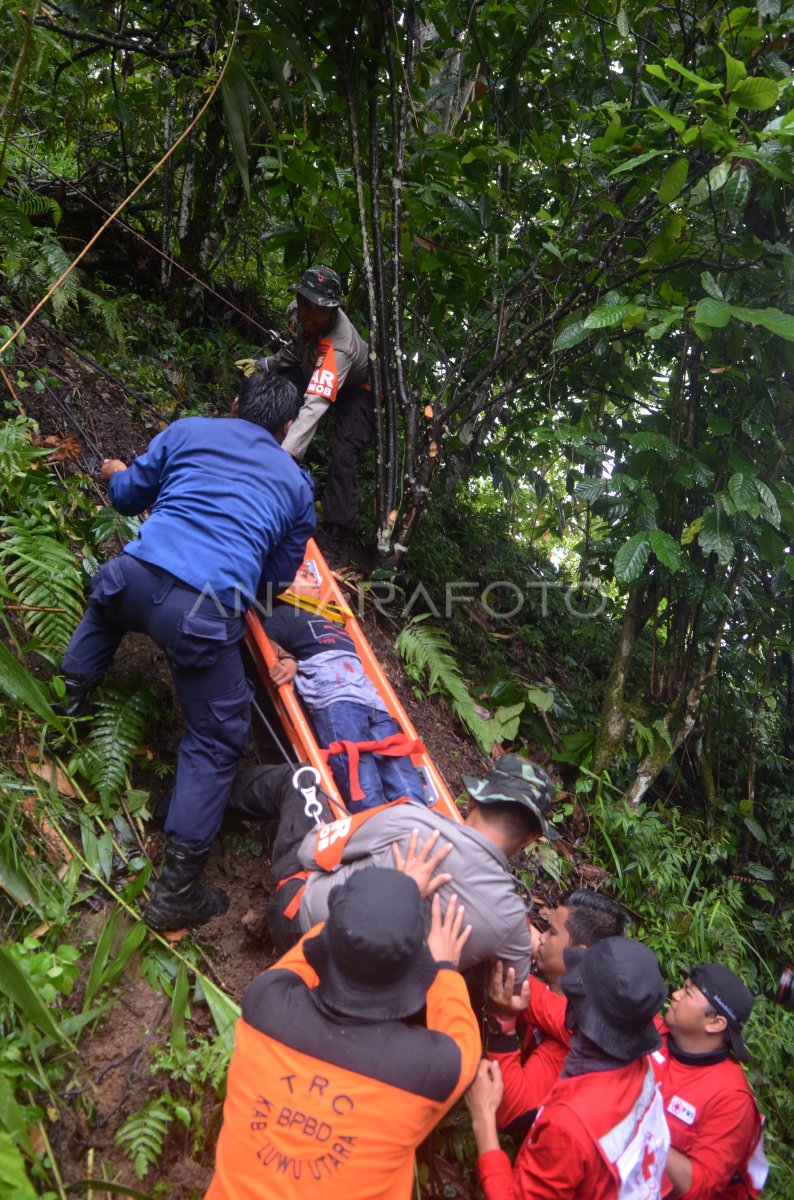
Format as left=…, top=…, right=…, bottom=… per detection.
left=206, top=929, right=480, bottom=1200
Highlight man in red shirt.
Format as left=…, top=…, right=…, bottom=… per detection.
left=656, top=963, right=768, bottom=1199
left=486, top=891, right=629, bottom=1133
left=467, top=937, right=670, bottom=1200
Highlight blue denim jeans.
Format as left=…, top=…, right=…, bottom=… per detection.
left=310, top=701, right=427, bottom=812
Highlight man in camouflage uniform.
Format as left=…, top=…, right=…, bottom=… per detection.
left=258, top=266, right=372, bottom=568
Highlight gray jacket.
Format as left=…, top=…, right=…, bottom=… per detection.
left=298, top=802, right=532, bottom=981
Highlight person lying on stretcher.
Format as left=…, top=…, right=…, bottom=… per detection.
left=265, top=561, right=428, bottom=812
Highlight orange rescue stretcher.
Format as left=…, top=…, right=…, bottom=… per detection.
left=244, top=537, right=462, bottom=824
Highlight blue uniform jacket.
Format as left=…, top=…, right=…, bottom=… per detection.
left=109, top=416, right=315, bottom=608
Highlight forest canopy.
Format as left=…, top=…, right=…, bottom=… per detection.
left=1, top=0, right=793, bottom=1195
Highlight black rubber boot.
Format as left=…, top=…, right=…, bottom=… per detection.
left=59, top=674, right=96, bottom=718
left=142, top=840, right=229, bottom=932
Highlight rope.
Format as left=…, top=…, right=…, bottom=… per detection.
left=0, top=5, right=242, bottom=361
left=9, top=141, right=288, bottom=348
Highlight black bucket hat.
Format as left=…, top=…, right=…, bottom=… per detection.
left=690, top=962, right=753, bottom=1063
left=462, top=754, right=560, bottom=841
left=561, top=937, right=666, bottom=1060
left=303, top=867, right=437, bottom=1021
left=294, top=265, right=342, bottom=308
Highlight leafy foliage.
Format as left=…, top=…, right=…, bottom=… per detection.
left=70, top=683, right=159, bottom=814
left=115, top=1096, right=190, bottom=1181
left=396, top=615, right=523, bottom=753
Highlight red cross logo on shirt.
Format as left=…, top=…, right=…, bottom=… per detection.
left=641, top=1142, right=656, bottom=1180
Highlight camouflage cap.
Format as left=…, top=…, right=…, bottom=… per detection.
left=294, top=265, right=342, bottom=308
left=462, top=755, right=560, bottom=841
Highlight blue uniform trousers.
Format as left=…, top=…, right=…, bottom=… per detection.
left=61, top=554, right=252, bottom=849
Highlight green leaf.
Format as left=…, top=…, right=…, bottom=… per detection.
left=730, top=76, right=781, bottom=110
left=627, top=432, right=679, bottom=460
left=614, top=533, right=651, bottom=583
left=700, top=271, right=723, bottom=300
left=525, top=686, right=554, bottom=713
left=747, top=861, right=775, bottom=880
left=662, top=57, right=722, bottom=93
left=609, top=150, right=667, bottom=176
left=756, top=479, right=781, bottom=527
left=658, top=157, right=688, bottom=203
left=0, top=641, right=67, bottom=732
left=554, top=319, right=589, bottom=350
left=751, top=308, right=794, bottom=342
left=200, top=978, right=240, bottom=1054
left=707, top=413, right=732, bottom=435
left=743, top=816, right=767, bottom=844
left=220, top=65, right=251, bottom=200
left=723, top=166, right=751, bottom=210
left=83, top=907, right=118, bottom=1011
left=728, top=472, right=757, bottom=511
left=0, top=1131, right=38, bottom=1200
left=617, top=6, right=629, bottom=37
left=722, top=48, right=747, bottom=93
left=698, top=507, right=734, bottom=564
left=574, top=478, right=607, bottom=501
left=649, top=529, right=683, bottom=571
left=583, top=301, right=634, bottom=330
left=65, top=1182, right=156, bottom=1200
left=694, top=297, right=732, bottom=327
left=0, top=843, right=34, bottom=907
left=0, top=944, right=72, bottom=1046
left=170, top=963, right=189, bottom=1057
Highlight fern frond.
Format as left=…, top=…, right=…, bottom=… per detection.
left=81, top=288, right=125, bottom=342
left=36, top=233, right=80, bottom=322
left=0, top=518, right=86, bottom=656
left=12, top=182, right=62, bottom=226
left=115, top=1098, right=175, bottom=1181
left=395, top=617, right=494, bottom=753
left=90, top=507, right=142, bottom=548
left=71, top=683, right=158, bottom=812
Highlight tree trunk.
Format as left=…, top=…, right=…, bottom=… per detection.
left=591, top=585, right=656, bottom=776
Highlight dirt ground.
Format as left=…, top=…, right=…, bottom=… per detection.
left=13, top=316, right=597, bottom=1196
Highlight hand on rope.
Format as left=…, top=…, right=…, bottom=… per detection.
left=234, top=357, right=270, bottom=377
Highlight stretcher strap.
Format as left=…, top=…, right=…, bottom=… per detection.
left=319, top=733, right=425, bottom=802
left=275, top=871, right=311, bottom=919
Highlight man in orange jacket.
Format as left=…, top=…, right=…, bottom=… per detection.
left=206, top=867, right=480, bottom=1200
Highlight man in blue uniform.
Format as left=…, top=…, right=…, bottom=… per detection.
left=59, top=371, right=315, bottom=931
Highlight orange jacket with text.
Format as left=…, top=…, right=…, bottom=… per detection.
left=206, top=928, right=480, bottom=1200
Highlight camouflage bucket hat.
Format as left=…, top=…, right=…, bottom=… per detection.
left=294, top=265, right=342, bottom=307
left=462, top=754, right=560, bottom=841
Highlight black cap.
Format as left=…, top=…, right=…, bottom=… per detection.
left=561, top=937, right=666, bottom=1060
left=690, top=963, right=753, bottom=1062
left=303, top=868, right=437, bottom=1020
